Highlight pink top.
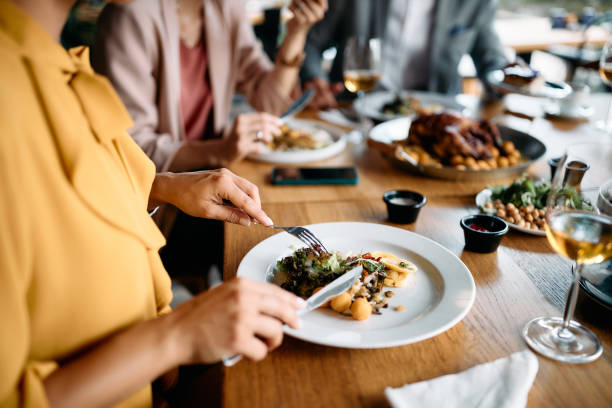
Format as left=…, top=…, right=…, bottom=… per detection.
left=179, top=39, right=214, bottom=141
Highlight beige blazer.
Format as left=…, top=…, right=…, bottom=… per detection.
left=93, top=0, right=294, bottom=173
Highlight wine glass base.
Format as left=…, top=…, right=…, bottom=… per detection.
left=522, top=317, right=603, bottom=363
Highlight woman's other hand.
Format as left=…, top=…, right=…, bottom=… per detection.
left=152, top=168, right=272, bottom=226
left=287, top=0, right=328, bottom=32
left=170, top=278, right=304, bottom=364
left=303, top=77, right=345, bottom=109
left=221, top=112, right=282, bottom=164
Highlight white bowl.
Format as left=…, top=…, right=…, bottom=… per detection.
left=598, top=179, right=612, bottom=216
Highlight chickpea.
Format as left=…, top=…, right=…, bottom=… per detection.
left=517, top=219, right=526, bottom=227
left=506, top=203, right=516, bottom=211
left=493, top=200, right=503, bottom=208
left=477, top=160, right=490, bottom=170
left=507, top=216, right=515, bottom=224
left=491, top=146, right=500, bottom=158
left=350, top=298, right=372, bottom=321
left=312, top=287, right=331, bottom=308
left=502, top=141, right=516, bottom=154
left=487, top=158, right=498, bottom=169
left=498, top=157, right=510, bottom=168
left=511, top=149, right=521, bottom=159
left=450, top=155, right=464, bottom=166
left=468, top=163, right=480, bottom=170
left=524, top=222, right=532, bottom=229
left=485, top=202, right=493, bottom=209
left=538, top=209, right=546, bottom=218
left=330, top=292, right=352, bottom=313
left=432, top=161, right=443, bottom=169
left=508, top=155, right=519, bottom=166
left=526, top=213, right=534, bottom=223
left=496, top=209, right=506, bottom=218
left=455, top=164, right=467, bottom=170
left=464, top=157, right=477, bottom=167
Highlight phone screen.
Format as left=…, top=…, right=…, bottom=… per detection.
left=271, top=167, right=358, bottom=185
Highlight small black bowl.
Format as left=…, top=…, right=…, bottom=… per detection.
left=383, top=190, right=427, bottom=224
left=460, top=214, right=509, bottom=253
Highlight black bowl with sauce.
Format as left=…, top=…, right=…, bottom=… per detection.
left=383, top=190, right=427, bottom=224
left=460, top=214, right=509, bottom=253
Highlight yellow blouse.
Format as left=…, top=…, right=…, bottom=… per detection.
left=0, top=2, right=172, bottom=407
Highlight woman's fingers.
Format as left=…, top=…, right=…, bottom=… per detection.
left=251, top=315, right=284, bottom=350
left=236, top=336, right=269, bottom=361
left=223, top=183, right=273, bottom=226
left=232, top=173, right=262, bottom=208
left=206, top=204, right=252, bottom=226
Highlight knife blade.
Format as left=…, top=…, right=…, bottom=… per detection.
left=298, top=265, right=363, bottom=316
left=281, top=88, right=315, bottom=119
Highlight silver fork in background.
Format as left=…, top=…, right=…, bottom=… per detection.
left=267, top=225, right=329, bottom=256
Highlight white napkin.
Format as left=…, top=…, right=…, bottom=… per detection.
left=385, top=350, right=539, bottom=408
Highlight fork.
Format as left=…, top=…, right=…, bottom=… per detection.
left=266, top=225, right=329, bottom=256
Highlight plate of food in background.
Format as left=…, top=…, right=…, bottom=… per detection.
left=486, top=61, right=572, bottom=99
left=367, top=112, right=546, bottom=181
left=353, top=90, right=473, bottom=122
left=475, top=175, right=549, bottom=236
left=237, top=222, right=475, bottom=349
left=248, top=118, right=346, bottom=164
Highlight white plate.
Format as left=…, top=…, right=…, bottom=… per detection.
left=543, top=102, right=594, bottom=120
left=237, top=222, right=476, bottom=349
left=353, top=90, right=471, bottom=122
left=248, top=118, right=346, bottom=164
left=486, top=69, right=572, bottom=100
left=475, top=189, right=546, bottom=236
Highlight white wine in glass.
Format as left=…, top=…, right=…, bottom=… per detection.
left=343, top=37, right=382, bottom=96
left=343, top=70, right=381, bottom=93
left=523, top=142, right=612, bottom=363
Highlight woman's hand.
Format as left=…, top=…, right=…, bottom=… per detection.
left=222, top=112, right=282, bottom=164
left=287, top=0, right=328, bottom=32
left=303, top=77, right=345, bottom=109
left=152, top=168, right=272, bottom=226
left=170, top=278, right=304, bottom=364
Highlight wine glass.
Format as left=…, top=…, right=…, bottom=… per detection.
left=342, top=37, right=382, bottom=142
left=522, top=142, right=612, bottom=363
left=596, top=37, right=612, bottom=132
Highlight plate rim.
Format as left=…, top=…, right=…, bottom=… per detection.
left=248, top=118, right=347, bottom=164
left=353, top=90, right=469, bottom=121
left=485, top=69, right=573, bottom=99
left=236, top=221, right=476, bottom=349
left=475, top=189, right=546, bottom=236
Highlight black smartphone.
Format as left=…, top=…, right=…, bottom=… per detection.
left=271, top=167, right=358, bottom=185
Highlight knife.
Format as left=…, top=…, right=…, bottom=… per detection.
left=297, top=264, right=363, bottom=316
left=281, top=88, right=315, bottom=119
left=222, top=264, right=363, bottom=367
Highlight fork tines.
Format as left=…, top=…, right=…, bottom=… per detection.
left=293, top=227, right=328, bottom=256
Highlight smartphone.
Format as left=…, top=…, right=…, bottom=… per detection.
left=271, top=167, right=358, bottom=185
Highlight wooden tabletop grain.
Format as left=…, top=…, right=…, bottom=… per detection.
left=217, top=95, right=612, bottom=407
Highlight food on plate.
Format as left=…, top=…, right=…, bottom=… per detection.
left=395, top=305, right=406, bottom=312
left=275, top=248, right=417, bottom=321
left=480, top=175, right=549, bottom=231
left=397, top=112, right=521, bottom=170
left=501, top=62, right=545, bottom=91
left=267, top=124, right=332, bottom=151
left=480, top=175, right=593, bottom=232
left=381, top=95, right=442, bottom=116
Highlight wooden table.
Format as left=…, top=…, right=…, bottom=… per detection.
left=218, top=96, right=612, bottom=407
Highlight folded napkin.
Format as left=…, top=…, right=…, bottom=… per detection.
left=385, top=350, right=538, bottom=408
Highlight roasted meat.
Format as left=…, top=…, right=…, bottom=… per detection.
left=407, top=112, right=502, bottom=161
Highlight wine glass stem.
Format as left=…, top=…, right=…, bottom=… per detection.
left=559, top=262, right=584, bottom=336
